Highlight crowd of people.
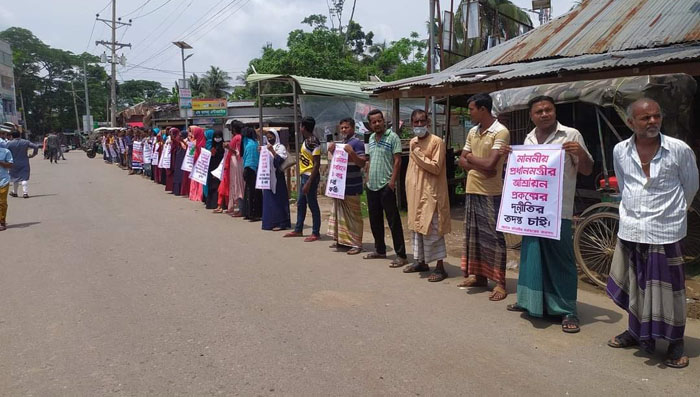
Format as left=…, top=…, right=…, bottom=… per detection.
left=92, top=95, right=697, bottom=369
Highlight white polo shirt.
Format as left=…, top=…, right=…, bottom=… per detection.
left=524, top=122, right=592, bottom=220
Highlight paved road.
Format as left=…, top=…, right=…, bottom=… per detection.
left=1, top=152, right=699, bottom=396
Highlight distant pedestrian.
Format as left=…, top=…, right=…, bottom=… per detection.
left=606, top=98, right=699, bottom=368
left=5, top=130, right=39, bottom=198
left=362, top=109, right=407, bottom=267
left=46, top=132, right=59, bottom=163
left=0, top=143, right=13, bottom=231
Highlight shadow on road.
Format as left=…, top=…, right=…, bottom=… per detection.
left=7, top=222, right=41, bottom=229
left=26, top=194, right=57, bottom=198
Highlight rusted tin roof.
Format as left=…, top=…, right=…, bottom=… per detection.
left=372, top=0, right=700, bottom=93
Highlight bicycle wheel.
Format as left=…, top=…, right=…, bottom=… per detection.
left=574, top=212, right=619, bottom=288
left=579, top=202, right=619, bottom=218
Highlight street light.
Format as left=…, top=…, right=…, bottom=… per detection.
left=173, top=41, right=193, bottom=129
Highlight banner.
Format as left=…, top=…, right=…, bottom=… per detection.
left=158, top=142, right=171, bottom=169
left=255, top=146, right=272, bottom=190
left=191, top=148, right=211, bottom=185
left=143, top=142, right=152, bottom=164
left=496, top=144, right=564, bottom=240
left=211, top=149, right=227, bottom=180
left=181, top=142, right=196, bottom=172
left=132, top=141, right=143, bottom=170
left=151, top=143, right=160, bottom=166
left=325, top=144, right=348, bottom=200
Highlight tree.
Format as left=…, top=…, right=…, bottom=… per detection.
left=188, top=73, right=203, bottom=97
left=200, top=66, right=231, bottom=98
left=117, top=80, right=169, bottom=107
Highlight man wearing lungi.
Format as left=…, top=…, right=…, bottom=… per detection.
left=606, top=98, right=698, bottom=368
left=402, top=109, right=451, bottom=282
left=503, top=95, right=593, bottom=333
left=327, top=117, right=367, bottom=255
left=458, top=93, right=510, bottom=301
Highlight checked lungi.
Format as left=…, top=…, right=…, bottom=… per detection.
left=461, top=193, right=506, bottom=284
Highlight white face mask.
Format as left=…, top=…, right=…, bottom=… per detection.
left=413, top=126, right=428, bottom=137
left=214, top=137, right=223, bottom=142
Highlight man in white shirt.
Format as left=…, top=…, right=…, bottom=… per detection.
left=606, top=98, right=698, bottom=369
left=501, top=95, right=593, bottom=333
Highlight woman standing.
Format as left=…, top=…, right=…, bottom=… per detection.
left=261, top=129, right=291, bottom=231
left=241, top=127, right=262, bottom=221
left=205, top=131, right=225, bottom=210
left=188, top=126, right=206, bottom=202
left=164, top=128, right=176, bottom=193
left=227, top=121, right=245, bottom=216
left=172, top=129, right=187, bottom=196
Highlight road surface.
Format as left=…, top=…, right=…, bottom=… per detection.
left=1, top=152, right=699, bottom=396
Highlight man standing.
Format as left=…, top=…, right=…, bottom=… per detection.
left=6, top=130, right=39, bottom=198
left=0, top=143, right=13, bottom=231
left=458, top=93, right=510, bottom=301
left=363, top=109, right=407, bottom=267
left=46, top=131, right=59, bottom=163
left=402, top=109, right=450, bottom=282
left=327, top=117, right=367, bottom=255
left=606, top=98, right=698, bottom=368
left=503, top=95, right=593, bottom=333
left=284, top=117, right=322, bottom=242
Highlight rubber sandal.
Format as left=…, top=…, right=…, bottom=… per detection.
left=665, top=341, right=689, bottom=369
left=427, top=269, right=448, bottom=282
left=283, top=231, right=303, bottom=238
left=403, top=263, right=429, bottom=273
left=506, top=303, right=527, bottom=312
left=389, top=257, right=408, bottom=268
left=304, top=235, right=320, bottom=242
left=457, top=276, right=487, bottom=288
left=607, top=331, right=638, bottom=348
left=489, top=286, right=508, bottom=301
left=363, top=252, right=386, bottom=260
left=346, top=247, right=362, bottom=255
left=561, top=314, right=580, bottom=334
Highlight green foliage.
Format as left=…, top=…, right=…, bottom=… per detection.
left=117, top=79, right=170, bottom=107
left=200, top=66, right=232, bottom=98
left=0, top=27, right=110, bottom=133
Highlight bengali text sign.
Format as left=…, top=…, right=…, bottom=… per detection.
left=191, top=148, right=211, bottom=185
left=325, top=144, right=348, bottom=200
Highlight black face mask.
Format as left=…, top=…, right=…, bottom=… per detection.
left=267, top=136, right=276, bottom=145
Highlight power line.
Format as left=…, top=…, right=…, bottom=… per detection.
left=132, top=0, right=173, bottom=20
left=126, top=0, right=192, bottom=60
left=120, top=0, right=153, bottom=17
left=85, top=19, right=98, bottom=52
left=97, top=0, right=111, bottom=14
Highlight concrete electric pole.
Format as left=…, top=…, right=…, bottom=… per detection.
left=96, top=1, right=131, bottom=128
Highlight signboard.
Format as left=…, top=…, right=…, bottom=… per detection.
left=181, top=142, right=195, bottom=172
left=532, top=0, right=551, bottom=10
left=193, top=118, right=216, bottom=125
left=255, top=146, right=271, bottom=190
left=192, top=98, right=227, bottom=117
left=191, top=148, right=211, bottom=184
left=325, top=144, right=348, bottom=200
left=496, top=145, right=564, bottom=240
left=131, top=141, right=143, bottom=170
left=179, top=97, right=192, bottom=109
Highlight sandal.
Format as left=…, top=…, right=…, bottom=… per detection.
left=561, top=314, right=580, bottom=334
left=607, top=331, right=638, bottom=348
left=665, top=341, right=689, bottom=369
left=346, top=247, right=362, bottom=255
left=403, top=263, right=429, bottom=273
left=363, top=252, right=386, bottom=260
left=427, top=269, right=448, bottom=282
left=457, top=276, right=487, bottom=289
left=489, top=285, right=508, bottom=301
left=389, top=257, right=408, bottom=268
left=506, top=303, right=527, bottom=312
left=212, top=208, right=223, bottom=213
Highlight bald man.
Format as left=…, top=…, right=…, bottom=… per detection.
left=606, top=98, right=698, bottom=368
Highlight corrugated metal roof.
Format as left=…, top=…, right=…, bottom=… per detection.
left=447, top=0, right=700, bottom=69
left=374, top=45, right=700, bottom=91
left=246, top=74, right=380, bottom=100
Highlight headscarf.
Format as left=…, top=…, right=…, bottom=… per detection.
left=205, top=129, right=214, bottom=150
left=190, top=126, right=206, bottom=149
left=266, top=129, right=287, bottom=194
left=211, top=131, right=224, bottom=155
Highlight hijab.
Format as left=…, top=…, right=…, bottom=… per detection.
left=190, top=126, right=206, bottom=149
left=268, top=129, right=288, bottom=160
left=205, top=129, right=214, bottom=150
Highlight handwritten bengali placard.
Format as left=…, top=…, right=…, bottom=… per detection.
left=181, top=142, right=195, bottom=172
left=143, top=142, right=152, bottom=164
left=325, top=144, right=348, bottom=200
left=255, top=146, right=272, bottom=190
left=132, top=141, right=143, bottom=170
left=497, top=144, right=564, bottom=240
left=191, top=148, right=211, bottom=185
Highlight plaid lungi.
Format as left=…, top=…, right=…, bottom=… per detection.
left=462, top=194, right=506, bottom=284
left=327, top=195, right=363, bottom=249
left=412, top=212, right=447, bottom=264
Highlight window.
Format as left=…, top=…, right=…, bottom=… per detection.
left=2, top=99, right=15, bottom=115
left=0, top=51, right=12, bottom=67
left=0, top=75, right=13, bottom=90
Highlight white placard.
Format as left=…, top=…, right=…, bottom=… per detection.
left=496, top=144, right=564, bottom=240
left=151, top=143, right=160, bottom=165
left=109, top=146, right=117, bottom=159
left=255, top=146, right=271, bottom=190
left=325, top=144, right=348, bottom=199
left=143, top=142, right=152, bottom=163
left=210, top=149, right=227, bottom=180
left=191, top=148, right=211, bottom=185
left=158, top=142, right=172, bottom=169
left=181, top=142, right=196, bottom=172
left=118, top=139, right=125, bottom=154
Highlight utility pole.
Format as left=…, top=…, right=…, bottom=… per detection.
left=96, top=0, right=131, bottom=127
left=18, top=89, right=27, bottom=131
left=83, top=60, right=91, bottom=131
left=70, top=81, right=81, bottom=132
left=173, top=41, right=193, bottom=130
left=428, top=0, right=437, bottom=136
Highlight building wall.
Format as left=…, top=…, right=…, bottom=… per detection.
left=0, top=40, right=18, bottom=125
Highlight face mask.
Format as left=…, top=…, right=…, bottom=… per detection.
left=413, top=126, right=428, bottom=137
left=267, top=137, right=276, bottom=145
left=214, top=137, right=223, bottom=143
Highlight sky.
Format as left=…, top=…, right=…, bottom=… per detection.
left=0, top=0, right=576, bottom=89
